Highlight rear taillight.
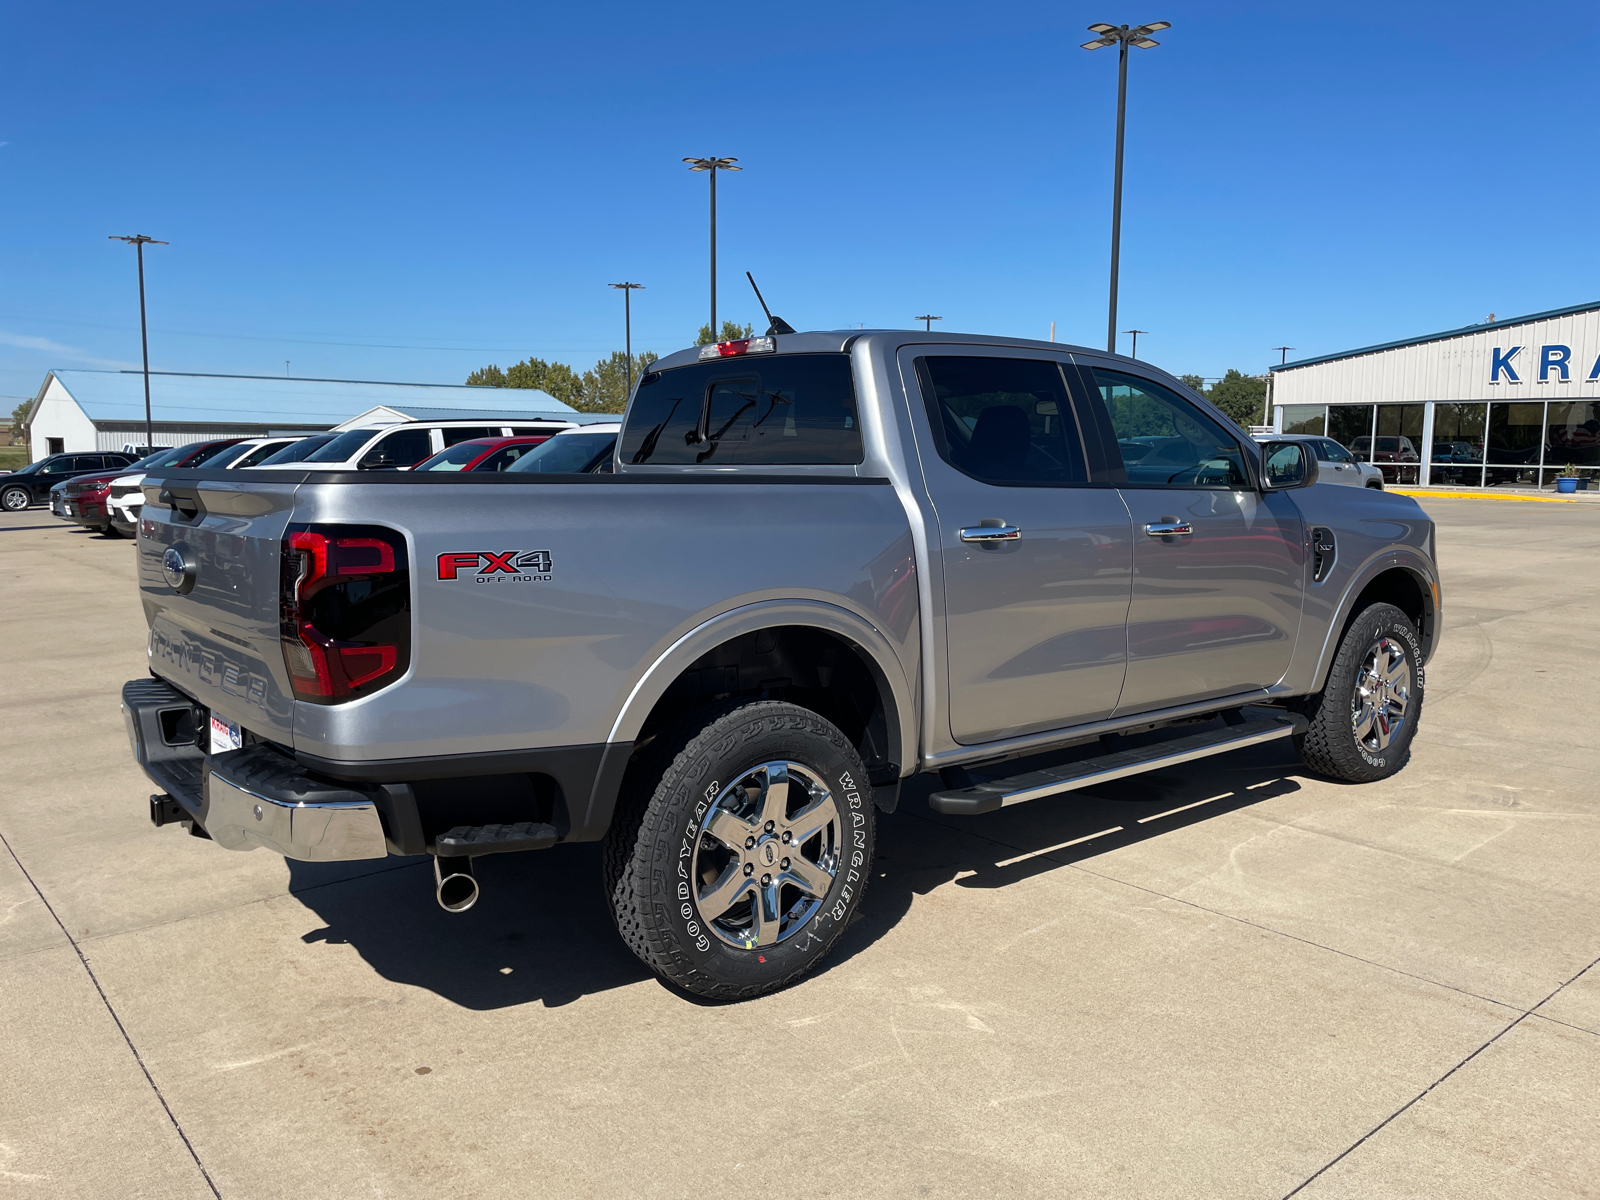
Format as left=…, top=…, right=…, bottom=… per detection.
left=280, top=524, right=410, bottom=703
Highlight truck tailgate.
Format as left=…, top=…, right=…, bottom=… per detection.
left=137, top=475, right=298, bottom=742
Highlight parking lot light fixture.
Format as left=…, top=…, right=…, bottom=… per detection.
left=1082, top=21, right=1170, bottom=353
left=108, top=234, right=168, bottom=454
left=609, top=282, right=645, bottom=396
left=683, top=157, right=741, bottom=336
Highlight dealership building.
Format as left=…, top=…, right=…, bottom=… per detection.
left=23, top=369, right=570, bottom=460
left=1270, top=300, right=1600, bottom=488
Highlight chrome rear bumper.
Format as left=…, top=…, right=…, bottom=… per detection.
left=205, top=751, right=387, bottom=861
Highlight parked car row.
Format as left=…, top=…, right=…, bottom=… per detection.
left=27, top=422, right=624, bottom=538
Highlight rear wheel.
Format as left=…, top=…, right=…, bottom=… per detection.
left=604, top=700, right=874, bottom=1001
left=1, top=486, right=29, bottom=512
left=1295, top=602, right=1424, bottom=782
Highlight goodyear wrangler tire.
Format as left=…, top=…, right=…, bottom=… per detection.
left=604, top=700, right=875, bottom=1001
left=1296, top=602, right=1425, bottom=783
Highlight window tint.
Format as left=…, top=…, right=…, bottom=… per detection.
left=203, top=443, right=257, bottom=468
left=256, top=433, right=339, bottom=464
left=185, top=441, right=245, bottom=467
left=40, top=458, right=77, bottom=474
left=415, top=442, right=489, bottom=471
left=508, top=432, right=617, bottom=474
left=917, top=356, right=1088, bottom=485
left=304, top=429, right=381, bottom=463
left=232, top=441, right=294, bottom=468
left=441, top=426, right=498, bottom=447
left=1319, top=439, right=1354, bottom=463
left=362, top=428, right=434, bottom=468
left=621, top=355, right=861, bottom=466
left=474, top=442, right=545, bottom=471
left=1093, top=369, right=1248, bottom=488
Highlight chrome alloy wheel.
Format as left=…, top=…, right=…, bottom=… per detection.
left=692, top=760, right=841, bottom=949
left=1, top=488, right=29, bottom=512
left=1352, top=636, right=1411, bottom=752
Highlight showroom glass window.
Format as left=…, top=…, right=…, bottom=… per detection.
left=1280, top=405, right=1326, bottom=436
left=1486, top=403, right=1543, bottom=486
left=915, top=356, right=1088, bottom=485
left=1431, top=403, right=1487, bottom=487
left=1545, top=401, right=1600, bottom=486
left=1092, top=368, right=1248, bottom=488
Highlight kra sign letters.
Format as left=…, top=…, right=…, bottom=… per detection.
left=1490, top=344, right=1600, bottom=384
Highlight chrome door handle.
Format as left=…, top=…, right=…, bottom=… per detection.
left=960, top=524, right=1022, bottom=542
left=1145, top=521, right=1193, bottom=537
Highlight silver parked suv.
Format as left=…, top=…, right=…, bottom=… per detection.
left=122, top=330, right=1438, bottom=1000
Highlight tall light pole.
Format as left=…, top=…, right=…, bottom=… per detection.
left=1123, top=328, right=1149, bottom=359
left=609, top=282, right=645, bottom=396
left=108, top=234, right=168, bottom=453
left=1082, top=21, right=1169, bottom=354
left=1266, top=346, right=1295, bottom=427
left=915, top=314, right=942, bottom=331
left=683, top=156, right=740, bottom=338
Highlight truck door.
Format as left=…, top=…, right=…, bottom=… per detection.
left=1067, top=360, right=1305, bottom=715
left=903, top=349, right=1134, bottom=745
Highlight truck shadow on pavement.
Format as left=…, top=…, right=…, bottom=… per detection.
left=286, top=741, right=1306, bottom=1009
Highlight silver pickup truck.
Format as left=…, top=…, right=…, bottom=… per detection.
left=122, top=331, right=1439, bottom=1000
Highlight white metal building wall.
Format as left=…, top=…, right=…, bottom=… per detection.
left=1273, top=308, right=1600, bottom=407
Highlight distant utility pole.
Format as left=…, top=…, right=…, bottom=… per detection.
left=1081, top=21, right=1170, bottom=353
left=284, top=360, right=291, bottom=377
left=1273, top=346, right=1295, bottom=365
left=915, top=315, right=942, bottom=331
left=108, top=234, right=168, bottom=453
left=682, top=157, right=740, bottom=336
left=1050, top=321, right=1057, bottom=343
left=609, top=282, right=645, bottom=395
left=1123, top=328, right=1148, bottom=359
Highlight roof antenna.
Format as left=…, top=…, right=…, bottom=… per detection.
left=746, top=272, right=796, bottom=336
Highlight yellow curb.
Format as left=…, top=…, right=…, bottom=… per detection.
left=1391, top=488, right=1580, bottom=503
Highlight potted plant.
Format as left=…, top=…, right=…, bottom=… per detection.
left=1555, top=463, right=1582, bottom=494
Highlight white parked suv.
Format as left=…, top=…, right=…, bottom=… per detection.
left=1253, top=433, right=1384, bottom=489
left=259, top=420, right=581, bottom=473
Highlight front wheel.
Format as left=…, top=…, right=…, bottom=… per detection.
left=1295, top=602, right=1424, bottom=782
left=605, top=700, right=875, bottom=1001
left=1, top=487, right=30, bottom=512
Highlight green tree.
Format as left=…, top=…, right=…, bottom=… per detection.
left=465, top=350, right=659, bottom=414
left=1205, top=369, right=1268, bottom=428
left=695, top=320, right=754, bottom=346
left=1178, top=373, right=1207, bottom=393
left=10, top=398, right=34, bottom=441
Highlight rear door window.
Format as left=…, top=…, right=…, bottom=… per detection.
left=361, top=427, right=434, bottom=468
left=915, top=356, right=1088, bottom=485
left=621, top=354, right=862, bottom=466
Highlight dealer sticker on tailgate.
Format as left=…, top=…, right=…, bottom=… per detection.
left=209, top=713, right=242, bottom=755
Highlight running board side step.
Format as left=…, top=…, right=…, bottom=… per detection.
left=928, top=714, right=1306, bottom=816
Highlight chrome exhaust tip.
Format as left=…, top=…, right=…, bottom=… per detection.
left=434, top=855, right=478, bottom=913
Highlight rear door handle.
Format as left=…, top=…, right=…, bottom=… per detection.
left=1145, top=521, right=1193, bottom=537
left=960, top=524, right=1022, bottom=542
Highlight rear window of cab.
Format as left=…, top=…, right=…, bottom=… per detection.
left=620, top=354, right=862, bottom=466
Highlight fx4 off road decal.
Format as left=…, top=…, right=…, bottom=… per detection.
left=437, top=550, right=552, bottom=584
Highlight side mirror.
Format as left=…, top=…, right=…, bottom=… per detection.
left=360, top=454, right=395, bottom=470
left=1260, top=441, right=1319, bottom=490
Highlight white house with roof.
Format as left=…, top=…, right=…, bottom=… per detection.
left=23, top=369, right=574, bottom=461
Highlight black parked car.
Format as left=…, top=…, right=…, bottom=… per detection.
left=0, top=452, right=139, bottom=512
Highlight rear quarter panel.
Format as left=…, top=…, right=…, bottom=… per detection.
left=288, top=476, right=919, bottom=761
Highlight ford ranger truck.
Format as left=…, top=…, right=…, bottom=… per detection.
left=122, top=331, right=1439, bottom=1000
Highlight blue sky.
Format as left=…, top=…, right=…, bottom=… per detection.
left=2, top=1, right=1597, bottom=409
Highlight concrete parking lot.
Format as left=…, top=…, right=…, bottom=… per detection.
left=2, top=496, right=1597, bottom=1199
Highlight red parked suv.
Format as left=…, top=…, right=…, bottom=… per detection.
left=50, top=440, right=247, bottom=535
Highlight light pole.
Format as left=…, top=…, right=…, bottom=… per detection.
left=683, top=157, right=740, bottom=338
left=1082, top=21, right=1169, bottom=354
left=1123, top=328, right=1149, bottom=359
left=915, top=315, right=942, bottom=331
left=1266, top=346, right=1295, bottom=427
left=609, top=282, right=645, bottom=396
left=108, top=234, right=168, bottom=453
